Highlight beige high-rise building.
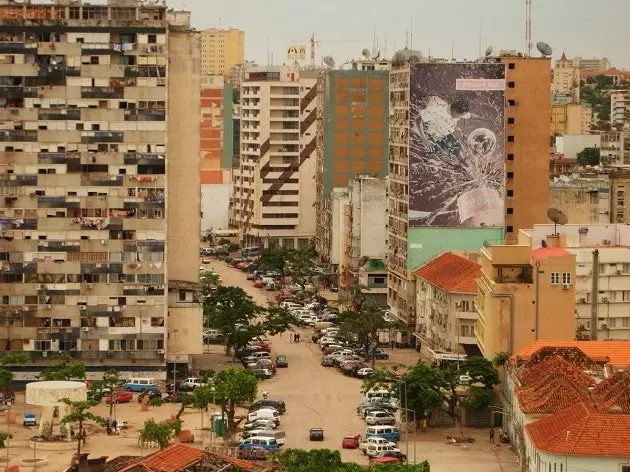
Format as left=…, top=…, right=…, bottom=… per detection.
left=200, top=28, right=245, bottom=77
left=551, top=103, right=592, bottom=135
left=552, top=53, right=580, bottom=103
left=231, top=66, right=318, bottom=249
left=0, top=2, right=202, bottom=380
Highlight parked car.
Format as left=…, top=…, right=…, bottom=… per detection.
left=321, top=356, right=335, bottom=367
left=104, top=391, right=133, bottom=404
left=203, top=329, right=224, bottom=344
left=243, top=419, right=277, bottom=431
left=356, top=367, right=375, bottom=378
left=359, top=436, right=397, bottom=453
left=201, top=257, right=211, bottom=264
left=365, top=443, right=400, bottom=458
left=275, top=355, right=288, bottom=368
left=309, top=428, right=324, bottom=441
left=250, top=368, right=273, bottom=379
left=254, top=280, right=264, bottom=288
left=373, top=450, right=407, bottom=461
left=249, top=399, right=286, bottom=414
left=366, top=411, right=397, bottom=426
left=358, top=348, right=390, bottom=360
left=180, top=378, right=204, bottom=390
left=342, top=435, right=361, bottom=449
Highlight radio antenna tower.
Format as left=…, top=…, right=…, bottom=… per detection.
left=525, top=0, right=532, bottom=56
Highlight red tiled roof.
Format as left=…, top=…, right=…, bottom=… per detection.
left=514, top=341, right=630, bottom=368
left=412, top=252, right=481, bottom=294
left=592, top=371, right=630, bottom=414
left=209, top=453, right=266, bottom=472
left=519, top=356, right=596, bottom=388
left=580, top=67, right=630, bottom=78
left=516, top=376, right=590, bottom=414
left=525, top=403, right=630, bottom=457
left=530, top=247, right=570, bottom=260
left=130, top=444, right=205, bottom=472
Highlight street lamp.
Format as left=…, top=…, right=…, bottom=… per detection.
left=398, top=382, right=417, bottom=464
left=6, top=400, right=11, bottom=465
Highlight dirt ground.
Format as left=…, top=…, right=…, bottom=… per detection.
left=3, top=261, right=520, bottom=472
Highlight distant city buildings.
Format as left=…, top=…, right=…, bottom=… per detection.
left=552, top=52, right=580, bottom=103
left=611, top=90, right=630, bottom=129
left=550, top=103, right=592, bottom=135
left=200, top=28, right=244, bottom=77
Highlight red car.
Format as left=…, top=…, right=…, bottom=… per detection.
left=254, top=280, right=264, bottom=288
left=104, top=391, right=133, bottom=404
left=341, top=435, right=361, bottom=449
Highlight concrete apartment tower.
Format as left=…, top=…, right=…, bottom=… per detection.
left=314, top=69, right=389, bottom=266
left=231, top=66, right=318, bottom=249
left=200, top=28, right=244, bottom=77
left=0, top=0, right=201, bottom=380
left=387, top=57, right=551, bottom=332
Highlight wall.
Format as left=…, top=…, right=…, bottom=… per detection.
left=526, top=223, right=630, bottom=248
left=407, top=227, right=504, bottom=270
left=352, top=176, right=387, bottom=259
left=555, top=134, right=601, bottom=158
left=549, top=186, right=609, bottom=224
left=201, top=184, right=231, bottom=231
left=330, top=189, right=349, bottom=265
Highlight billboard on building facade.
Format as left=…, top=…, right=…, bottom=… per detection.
left=408, top=63, right=506, bottom=228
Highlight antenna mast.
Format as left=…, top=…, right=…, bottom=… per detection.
left=525, top=0, right=532, bottom=57
left=310, top=33, right=316, bottom=69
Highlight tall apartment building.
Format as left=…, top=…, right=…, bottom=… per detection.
left=231, top=66, right=318, bottom=249
left=200, top=75, right=233, bottom=232
left=0, top=1, right=202, bottom=379
left=601, top=132, right=630, bottom=166
left=611, top=90, right=630, bottom=129
left=314, top=70, right=389, bottom=263
left=387, top=57, right=551, bottom=327
left=551, top=52, right=580, bottom=103
left=200, top=28, right=244, bottom=77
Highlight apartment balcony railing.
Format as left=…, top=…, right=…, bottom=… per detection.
left=80, top=87, right=124, bottom=99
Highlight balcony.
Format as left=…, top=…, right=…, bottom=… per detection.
left=124, top=109, right=166, bottom=121
left=0, top=42, right=37, bottom=54
left=81, top=87, right=124, bottom=99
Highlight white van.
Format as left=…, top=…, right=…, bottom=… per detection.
left=247, top=408, right=280, bottom=423
left=365, top=389, right=392, bottom=403
left=123, top=378, right=158, bottom=392
left=359, top=436, right=396, bottom=453
left=250, top=351, right=271, bottom=360
left=365, top=443, right=399, bottom=457
left=242, top=429, right=286, bottom=446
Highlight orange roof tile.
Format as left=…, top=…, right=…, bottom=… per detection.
left=514, top=341, right=630, bottom=368
left=592, top=371, right=630, bottom=414
left=525, top=403, right=630, bottom=457
left=136, top=444, right=205, bottom=472
left=208, top=453, right=266, bottom=472
left=519, top=356, right=596, bottom=388
left=412, top=252, right=481, bottom=294
left=516, top=376, right=591, bottom=414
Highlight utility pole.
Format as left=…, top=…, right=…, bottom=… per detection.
left=590, top=249, right=599, bottom=340
left=525, top=0, right=532, bottom=56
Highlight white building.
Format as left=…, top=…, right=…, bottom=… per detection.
left=329, top=188, right=349, bottom=267
left=413, top=252, right=480, bottom=362
left=231, top=66, right=318, bottom=249
left=611, top=90, right=630, bottom=129
left=522, top=224, right=630, bottom=340
left=555, top=134, right=601, bottom=158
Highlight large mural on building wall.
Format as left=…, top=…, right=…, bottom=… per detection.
left=408, top=63, right=506, bottom=228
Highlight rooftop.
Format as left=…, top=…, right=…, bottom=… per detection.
left=525, top=402, right=630, bottom=457
left=518, top=356, right=596, bottom=388
left=592, top=371, right=630, bottom=414
left=413, top=252, right=481, bottom=294
left=119, top=444, right=204, bottom=472
left=516, top=375, right=592, bottom=414
left=530, top=247, right=570, bottom=260
left=515, top=341, right=630, bottom=368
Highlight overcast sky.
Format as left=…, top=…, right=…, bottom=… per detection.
left=168, top=0, right=629, bottom=69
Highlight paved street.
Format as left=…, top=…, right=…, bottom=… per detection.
left=210, top=261, right=522, bottom=471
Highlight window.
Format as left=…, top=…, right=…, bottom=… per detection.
left=507, top=190, right=514, bottom=197
left=609, top=318, right=617, bottom=328
left=507, top=117, right=515, bottom=124
left=507, top=136, right=515, bottom=142
left=506, top=226, right=513, bottom=233
left=508, top=81, right=515, bottom=88
left=508, top=63, right=515, bottom=70
left=151, top=317, right=164, bottom=327
left=507, top=153, right=514, bottom=161
left=507, top=208, right=513, bottom=215
left=178, top=290, right=186, bottom=301
left=622, top=317, right=629, bottom=328
left=148, top=34, right=157, bottom=44
left=34, top=340, right=51, bottom=351
left=507, top=171, right=514, bottom=178
left=550, top=272, right=560, bottom=284
left=508, top=99, right=516, bottom=106
left=562, top=272, right=571, bottom=284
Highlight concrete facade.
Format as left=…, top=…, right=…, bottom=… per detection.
left=601, top=131, right=630, bottom=166
left=315, top=70, right=389, bottom=263
left=231, top=66, right=318, bottom=249
left=549, top=179, right=611, bottom=224
left=523, top=224, right=630, bottom=341
left=199, top=28, right=244, bottom=77
left=555, top=134, right=601, bottom=158
left=475, top=240, right=576, bottom=358
left=0, top=1, right=201, bottom=378
left=550, top=103, right=591, bottom=135
left=611, top=90, right=630, bottom=129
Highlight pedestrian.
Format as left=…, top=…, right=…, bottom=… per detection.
left=81, top=428, right=87, bottom=446
left=289, top=332, right=293, bottom=343
left=296, top=333, right=300, bottom=343
left=489, top=428, right=495, bottom=445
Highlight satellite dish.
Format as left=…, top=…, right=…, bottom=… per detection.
left=547, top=207, right=568, bottom=235
left=536, top=42, right=553, bottom=57
left=323, top=56, right=335, bottom=68
left=361, top=48, right=370, bottom=59
left=484, top=46, right=493, bottom=57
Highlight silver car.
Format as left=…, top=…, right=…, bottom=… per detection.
left=365, top=410, right=396, bottom=426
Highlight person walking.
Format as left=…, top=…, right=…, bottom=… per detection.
left=489, top=428, right=495, bottom=445
left=296, top=333, right=300, bottom=343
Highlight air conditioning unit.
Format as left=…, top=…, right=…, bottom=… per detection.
left=79, top=305, right=87, bottom=311
left=602, top=297, right=609, bottom=303
left=157, top=349, right=165, bottom=354
left=81, top=327, right=90, bottom=332
left=45, top=304, right=52, bottom=310
left=36, top=284, right=43, bottom=290
left=86, top=283, right=93, bottom=289
left=101, top=239, right=107, bottom=245
left=579, top=298, right=587, bottom=304
left=113, top=306, right=121, bottom=312
left=601, top=323, right=609, bottom=330
left=563, top=283, right=571, bottom=290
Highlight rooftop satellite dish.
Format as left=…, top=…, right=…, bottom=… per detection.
left=536, top=42, right=553, bottom=57
left=323, top=56, right=335, bottom=68
left=484, top=46, right=493, bottom=57
left=547, top=207, right=568, bottom=235
left=361, top=48, right=370, bottom=59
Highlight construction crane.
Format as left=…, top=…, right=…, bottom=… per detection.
left=525, top=0, right=532, bottom=56
left=310, top=33, right=364, bottom=69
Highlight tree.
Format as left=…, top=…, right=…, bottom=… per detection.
left=38, top=356, right=86, bottom=381
left=258, top=247, right=288, bottom=275
left=263, top=306, right=297, bottom=335
left=138, top=418, right=181, bottom=449
left=0, top=352, right=29, bottom=389
left=272, top=448, right=430, bottom=472
left=204, top=286, right=265, bottom=356
left=492, top=352, right=509, bottom=367
left=287, top=244, right=318, bottom=292
left=200, top=271, right=220, bottom=298
left=60, top=398, right=107, bottom=457
left=212, top=368, right=257, bottom=435
left=577, top=146, right=601, bottom=166
left=102, top=369, right=123, bottom=419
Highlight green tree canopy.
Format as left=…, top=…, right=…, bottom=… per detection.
left=211, top=368, right=258, bottom=434
left=337, top=305, right=394, bottom=368
left=60, top=398, right=107, bottom=456
left=0, top=352, right=29, bottom=389
left=577, top=146, right=601, bottom=166
left=38, top=356, right=86, bottom=381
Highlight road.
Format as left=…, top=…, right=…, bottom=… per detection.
left=210, top=261, right=522, bottom=471
left=209, top=260, right=369, bottom=463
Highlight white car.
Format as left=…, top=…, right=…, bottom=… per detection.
left=365, top=444, right=400, bottom=458
left=356, top=368, right=374, bottom=378
left=366, top=411, right=397, bottom=426
left=360, top=436, right=397, bottom=453
left=280, top=301, right=302, bottom=310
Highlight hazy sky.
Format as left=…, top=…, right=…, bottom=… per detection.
left=167, top=0, right=629, bottom=69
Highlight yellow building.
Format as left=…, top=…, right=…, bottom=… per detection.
left=551, top=52, right=580, bottom=102
left=551, top=103, right=592, bottom=135
left=476, top=236, right=576, bottom=359
left=200, top=28, right=245, bottom=77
